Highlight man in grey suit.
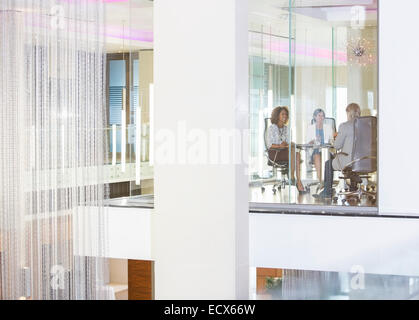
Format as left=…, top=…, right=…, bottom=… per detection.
left=314, top=103, right=361, bottom=199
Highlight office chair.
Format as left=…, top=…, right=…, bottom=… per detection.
left=335, top=116, right=377, bottom=203
left=262, top=118, right=289, bottom=194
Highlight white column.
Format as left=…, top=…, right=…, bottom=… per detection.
left=152, top=0, right=249, bottom=299
left=379, top=1, right=419, bottom=215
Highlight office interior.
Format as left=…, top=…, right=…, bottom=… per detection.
left=106, top=0, right=379, bottom=209
left=1, top=0, right=419, bottom=300
left=248, top=0, right=378, bottom=208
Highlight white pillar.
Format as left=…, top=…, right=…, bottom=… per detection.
left=152, top=0, right=249, bottom=299
left=379, top=0, right=419, bottom=215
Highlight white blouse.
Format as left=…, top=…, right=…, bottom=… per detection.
left=267, top=124, right=289, bottom=148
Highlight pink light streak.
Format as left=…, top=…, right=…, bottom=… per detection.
left=58, top=0, right=128, bottom=3
left=26, top=12, right=153, bottom=43
left=105, top=25, right=153, bottom=42
left=267, top=39, right=347, bottom=63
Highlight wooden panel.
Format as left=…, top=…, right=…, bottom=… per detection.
left=257, top=268, right=282, bottom=277
left=256, top=267, right=282, bottom=294
left=128, top=260, right=153, bottom=300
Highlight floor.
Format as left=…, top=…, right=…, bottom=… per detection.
left=250, top=170, right=377, bottom=208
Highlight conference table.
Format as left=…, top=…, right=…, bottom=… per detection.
left=296, top=143, right=335, bottom=187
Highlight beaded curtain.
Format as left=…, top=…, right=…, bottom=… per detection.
left=0, top=0, right=109, bottom=299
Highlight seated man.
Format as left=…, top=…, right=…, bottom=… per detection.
left=313, top=103, right=361, bottom=199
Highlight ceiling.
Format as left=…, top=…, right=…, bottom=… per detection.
left=249, top=0, right=377, bottom=30
left=104, top=0, right=153, bottom=53
left=106, top=0, right=378, bottom=66
left=5, top=0, right=154, bottom=53
left=7, top=0, right=377, bottom=64
left=249, top=0, right=378, bottom=66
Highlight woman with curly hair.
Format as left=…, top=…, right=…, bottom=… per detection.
left=267, top=106, right=306, bottom=194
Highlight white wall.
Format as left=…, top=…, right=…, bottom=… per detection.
left=107, top=207, right=152, bottom=260
left=379, top=0, right=419, bottom=215
left=152, top=0, right=249, bottom=299
left=251, top=213, right=419, bottom=277
left=73, top=206, right=152, bottom=260
left=104, top=209, right=419, bottom=278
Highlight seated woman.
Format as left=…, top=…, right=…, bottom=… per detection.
left=306, top=108, right=336, bottom=183
left=267, top=106, right=306, bottom=193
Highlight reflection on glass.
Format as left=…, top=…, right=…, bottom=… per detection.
left=101, top=0, right=154, bottom=199
left=121, top=107, right=127, bottom=173
left=112, top=124, right=117, bottom=166
left=255, top=268, right=419, bottom=300
left=249, top=18, right=294, bottom=202
left=149, top=83, right=154, bottom=167
left=249, top=0, right=378, bottom=208
left=106, top=52, right=154, bottom=197
left=136, top=103, right=142, bottom=186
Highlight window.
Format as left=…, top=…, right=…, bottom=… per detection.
left=249, top=0, right=378, bottom=209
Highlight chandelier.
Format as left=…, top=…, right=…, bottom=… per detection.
left=347, top=38, right=375, bottom=66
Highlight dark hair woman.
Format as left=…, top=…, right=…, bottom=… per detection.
left=267, top=106, right=306, bottom=193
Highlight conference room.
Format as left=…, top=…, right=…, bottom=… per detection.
left=248, top=0, right=378, bottom=209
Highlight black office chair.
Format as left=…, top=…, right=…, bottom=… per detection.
left=262, top=118, right=289, bottom=194
left=336, top=116, right=377, bottom=203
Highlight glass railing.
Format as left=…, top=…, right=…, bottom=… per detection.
left=104, top=124, right=154, bottom=196
left=253, top=268, right=419, bottom=300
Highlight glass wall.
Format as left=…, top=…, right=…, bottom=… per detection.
left=254, top=268, right=419, bottom=300
left=104, top=1, right=154, bottom=199
left=249, top=0, right=378, bottom=209
left=249, top=5, right=294, bottom=204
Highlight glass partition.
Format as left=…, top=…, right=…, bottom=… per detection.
left=249, top=0, right=378, bottom=209
left=254, top=268, right=419, bottom=300
left=104, top=0, right=154, bottom=199
left=249, top=6, right=294, bottom=203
